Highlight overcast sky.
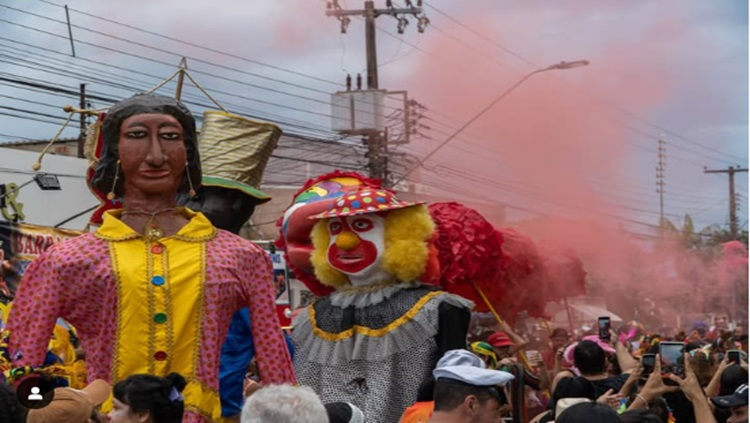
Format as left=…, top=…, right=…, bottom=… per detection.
left=0, top=0, right=747, bottom=236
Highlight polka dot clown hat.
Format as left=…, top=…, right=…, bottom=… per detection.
left=311, top=188, right=423, bottom=220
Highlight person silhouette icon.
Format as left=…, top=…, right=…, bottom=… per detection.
left=16, top=377, right=55, bottom=409
left=27, top=387, right=43, bottom=401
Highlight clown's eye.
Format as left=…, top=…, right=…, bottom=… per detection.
left=329, top=221, right=343, bottom=235
left=351, top=219, right=374, bottom=232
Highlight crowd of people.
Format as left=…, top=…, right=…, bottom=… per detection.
left=0, top=93, right=747, bottom=423
left=0, top=314, right=747, bottom=422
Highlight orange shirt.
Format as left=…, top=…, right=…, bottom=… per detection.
left=400, top=401, right=434, bottom=423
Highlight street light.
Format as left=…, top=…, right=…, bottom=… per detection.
left=549, top=60, right=589, bottom=70
left=391, top=59, right=590, bottom=187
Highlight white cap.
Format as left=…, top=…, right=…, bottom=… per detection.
left=433, top=365, right=515, bottom=387
left=436, top=349, right=487, bottom=369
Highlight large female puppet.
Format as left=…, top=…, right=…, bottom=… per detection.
left=290, top=186, right=473, bottom=423
left=2, top=94, right=295, bottom=422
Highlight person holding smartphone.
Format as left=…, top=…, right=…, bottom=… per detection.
left=548, top=330, right=638, bottom=417
left=640, top=354, right=657, bottom=378
left=706, top=353, right=748, bottom=398
left=541, top=328, right=572, bottom=374
left=627, top=353, right=718, bottom=423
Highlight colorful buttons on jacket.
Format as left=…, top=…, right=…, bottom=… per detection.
left=151, top=245, right=164, bottom=254
left=154, top=351, right=168, bottom=361
left=154, top=313, right=167, bottom=324
left=151, top=276, right=165, bottom=286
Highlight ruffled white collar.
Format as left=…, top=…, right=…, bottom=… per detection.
left=328, top=282, right=423, bottom=308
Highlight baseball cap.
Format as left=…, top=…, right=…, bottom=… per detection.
left=27, top=379, right=111, bottom=423
left=711, top=384, right=748, bottom=409
left=487, top=332, right=514, bottom=348
left=433, top=365, right=515, bottom=387
left=436, top=349, right=487, bottom=369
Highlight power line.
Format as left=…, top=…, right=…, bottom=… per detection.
left=0, top=111, right=66, bottom=126
left=397, top=171, right=669, bottom=233
left=1, top=4, right=337, bottom=99
left=370, top=8, right=745, bottom=183
left=0, top=45, right=348, bottom=140
left=7, top=6, right=736, bottom=179
left=0, top=18, right=400, bottom=139
left=0, top=75, right=116, bottom=102
left=0, top=77, right=364, bottom=171
left=387, top=146, right=733, bottom=224
left=1, top=3, right=440, bottom=141
left=423, top=3, right=537, bottom=68
left=389, top=125, right=732, bottom=206
left=36, top=0, right=342, bottom=88
left=421, top=2, right=744, bottom=164
left=0, top=36, right=360, bottom=140
left=1, top=4, right=409, bottom=121
left=0, top=0, right=740, bottom=232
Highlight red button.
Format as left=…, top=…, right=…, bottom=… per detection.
left=151, top=245, right=164, bottom=254
left=154, top=351, right=167, bottom=361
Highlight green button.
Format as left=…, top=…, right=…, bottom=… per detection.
left=154, top=313, right=168, bottom=324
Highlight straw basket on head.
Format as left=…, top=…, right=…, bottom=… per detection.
left=198, top=111, right=281, bottom=202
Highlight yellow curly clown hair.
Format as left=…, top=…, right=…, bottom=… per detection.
left=310, top=204, right=435, bottom=289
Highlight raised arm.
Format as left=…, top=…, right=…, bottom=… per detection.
left=611, top=330, right=637, bottom=373
left=5, top=249, right=66, bottom=367
left=239, top=246, right=297, bottom=385
left=705, top=354, right=731, bottom=397
left=498, top=320, right=528, bottom=355
left=668, top=353, right=717, bottom=423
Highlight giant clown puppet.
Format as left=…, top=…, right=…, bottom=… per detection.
left=282, top=176, right=473, bottom=423
left=279, top=172, right=590, bottom=423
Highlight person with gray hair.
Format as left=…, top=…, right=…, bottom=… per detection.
left=241, top=384, right=329, bottom=423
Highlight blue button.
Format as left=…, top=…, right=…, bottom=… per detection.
left=151, top=276, right=165, bottom=286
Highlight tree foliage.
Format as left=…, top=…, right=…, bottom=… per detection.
left=659, top=214, right=749, bottom=251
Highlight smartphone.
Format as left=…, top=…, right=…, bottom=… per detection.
left=598, top=316, right=611, bottom=341
left=728, top=350, right=743, bottom=364
left=641, top=353, right=656, bottom=376
left=659, top=342, right=685, bottom=381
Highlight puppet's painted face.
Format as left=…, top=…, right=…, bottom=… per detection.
left=118, top=113, right=187, bottom=198
left=326, top=214, right=386, bottom=285
left=279, top=176, right=374, bottom=291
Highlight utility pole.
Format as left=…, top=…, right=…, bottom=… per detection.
left=656, top=138, right=666, bottom=227
left=326, top=0, right=428, bottom=185
left=77, top=83, right=86, bottom=158
left=704, top=165, right=748, bottom=239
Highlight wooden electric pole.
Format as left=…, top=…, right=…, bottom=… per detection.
left=326, top=0, right=427, bottom=185
left=704, top=165, right=748, bottom=239
left=77, top=83, right=86, bottom=158
left=656, top=139, right=666, bottom=227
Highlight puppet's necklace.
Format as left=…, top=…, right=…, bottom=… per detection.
left=121, top=207, right=178, bottom=240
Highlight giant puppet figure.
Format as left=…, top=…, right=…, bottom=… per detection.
left=81, top=104, right=287, bottom=418
left=277, top=172, right=589, bottom=422
left=278, top=174, right=473, bottom=423
left=3, top=94, right=296, bottom=423
left=176, top=111, right=290, bottom=419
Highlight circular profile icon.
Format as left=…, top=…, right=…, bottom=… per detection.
left=16, top=376, right=55, bottom=409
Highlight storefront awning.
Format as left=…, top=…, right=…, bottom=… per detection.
left=553, top=303, right=624, bottom=324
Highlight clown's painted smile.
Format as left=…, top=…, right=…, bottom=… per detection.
left=326, top=214, right=386, bottom=284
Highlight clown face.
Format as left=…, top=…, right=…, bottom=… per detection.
left=325, top=214, right=389, bottom=286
